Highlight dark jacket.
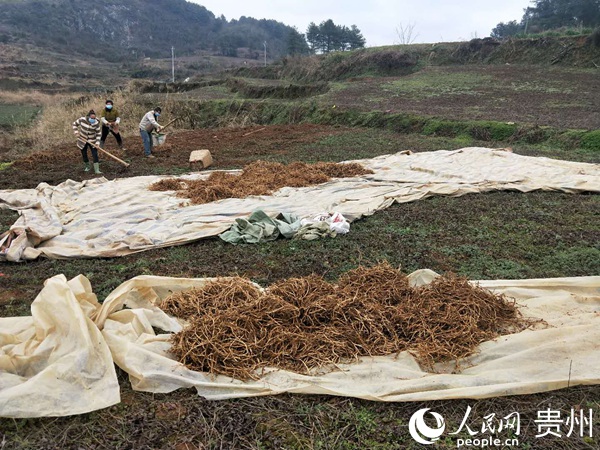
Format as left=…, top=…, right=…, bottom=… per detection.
left=100, top=107, right=120, bottom=125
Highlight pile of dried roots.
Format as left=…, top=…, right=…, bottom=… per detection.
left=164, top=263, right=527, bottom=380
left=149, top=160, right=373, bottom=205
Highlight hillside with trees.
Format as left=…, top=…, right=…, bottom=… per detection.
left=0, top=0, right=360, bottom=61
left=492, top=0, right=600, bottom=38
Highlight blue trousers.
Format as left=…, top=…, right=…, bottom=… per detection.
left=140, top=130, right=153, bottom=156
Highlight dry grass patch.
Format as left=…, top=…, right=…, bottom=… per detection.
left=0, top=90, right=56, bottom=106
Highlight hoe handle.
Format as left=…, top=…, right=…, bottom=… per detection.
left=87, top=141, right=130, bottom=167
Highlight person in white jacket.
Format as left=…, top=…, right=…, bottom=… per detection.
left=138, top=107, right=163, bottom=158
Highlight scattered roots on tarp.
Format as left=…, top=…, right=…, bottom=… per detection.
left=148, top=160, right=374, bottom=205
left=163, top=263, right=527, bottom=381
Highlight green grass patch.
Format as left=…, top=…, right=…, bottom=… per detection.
left=420, top=118, right=517, bottom=141
left=509, top=80, right=572, bottom=94
left=515, top=27, right=595, bottom=39
left=383, top=70, right=492, bottom=98
left=580, top=130, right=600, bottom=151
left=0, top=103, right=40, bottom=128
left=296, top=128, right=491, bottom=163
left=540, top=247, right=600, bottom=277
left=0, top=208, right=18, bottom=229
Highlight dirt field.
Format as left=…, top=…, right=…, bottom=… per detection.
left=322, top=65, right=600, bottom=130
left=0, top=124, right=350, bottom=189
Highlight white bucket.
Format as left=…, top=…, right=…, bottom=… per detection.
left=151, top=133, right=166, bottom=146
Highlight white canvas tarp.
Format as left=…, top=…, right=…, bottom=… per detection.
left=1, top=272, right=599, bottom=418
left=0, top=275, right=120, bottom=418
left=1, top=148, right=599, bottom=261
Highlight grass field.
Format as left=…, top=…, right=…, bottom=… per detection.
left=0, top=103, right=40, bottom=128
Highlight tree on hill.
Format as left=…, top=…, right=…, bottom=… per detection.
left=491, top=20, right=523, bottom=38
left=305, top=20, right=366, bottom=53
left=525, top=0, right=600, bottom=29
left=213, top=16, right=293, bottom=59
left=344, top=25, right=367, bottom=50
left=287, top=27, right=310, bottom=55
left=306, top=22, right=321, bottom=52
left=491, top=0, right=600, bottom=38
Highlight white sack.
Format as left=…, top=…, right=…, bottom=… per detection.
left=1, top=148, right=598, bottom=261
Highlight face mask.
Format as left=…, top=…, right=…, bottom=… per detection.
left=155, top=113, right=161, bottom=117
left=106, top=105, right=113, bottom=110
left=89, top=118, right=97, bottom=124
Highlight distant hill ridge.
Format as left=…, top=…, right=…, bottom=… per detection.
left=0, top=0, right=295, bottom=60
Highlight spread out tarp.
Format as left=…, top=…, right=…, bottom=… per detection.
left=1, top=272, right=599, bottom=418
left=1, top=148, right=599, bottom=261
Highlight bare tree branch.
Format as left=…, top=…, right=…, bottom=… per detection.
left=395, top=22, right=419, bottom=45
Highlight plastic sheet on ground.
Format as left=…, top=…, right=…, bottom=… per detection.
left=218, top=210, right=302, bottom=244
left=0, top=275, right=120, bottom=418
left=1, top=148, right=599, bottom=261
left=1, top=272, right=598, bottom=417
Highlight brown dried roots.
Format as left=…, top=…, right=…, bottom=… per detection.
left=149, top=160, right=373, bottom=205
left=165, top=263, right=526, bottom=381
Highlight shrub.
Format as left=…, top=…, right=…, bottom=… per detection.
left=423, top=119, right=463, bottom=136
left=510, top=125, right=549, bottom=144
left=580, top=130, right=600, bottom=150
left=422, top=119, right=517, bottom=141
left=589, top=27, right=600, bottom=47
left=552, top=130, right=585, bottom=149
left=453, top=134, right=474, bottom=146
left=489, top=122, right=517, bottom=141
left=469, top=122, right=517, bottom=141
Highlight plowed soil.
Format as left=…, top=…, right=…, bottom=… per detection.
left=0, top=124, right=349, bottom=189
left=324, top=65, right=600, bottom=129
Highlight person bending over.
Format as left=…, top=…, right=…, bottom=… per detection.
left=138, top=107, right=163, bottom=158
left=100, top=99, right=123, bottom=149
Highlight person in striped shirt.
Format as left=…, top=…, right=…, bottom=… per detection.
left=72, top=110, right=102, bottom=174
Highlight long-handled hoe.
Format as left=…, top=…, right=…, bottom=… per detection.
left=86, top=140, right=130, bottom=168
